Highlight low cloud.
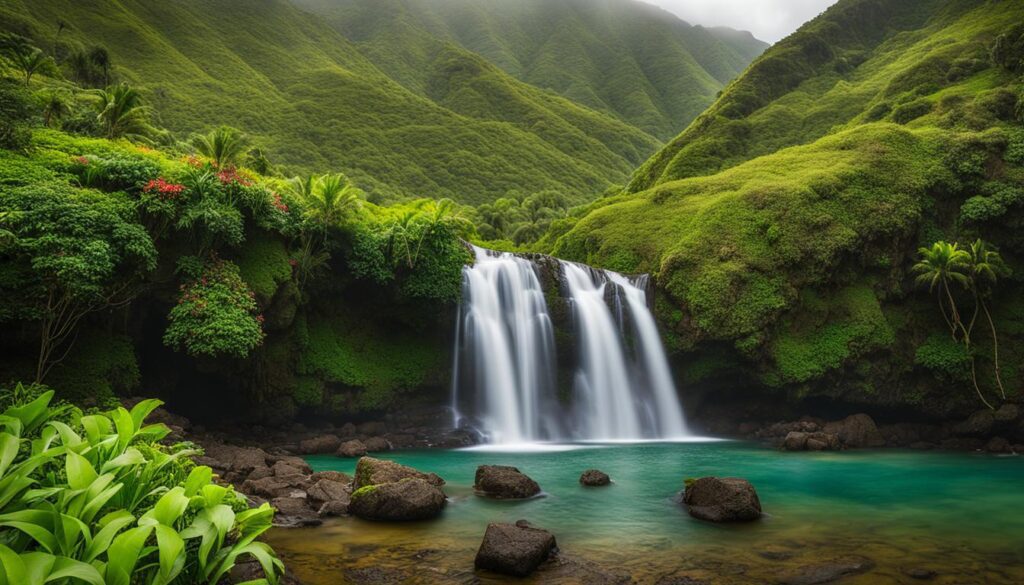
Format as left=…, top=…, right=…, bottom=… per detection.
left=640, top=0, right=840, bottom=43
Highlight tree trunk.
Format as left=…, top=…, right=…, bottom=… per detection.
left=981, top=299, right=1005, bottom=399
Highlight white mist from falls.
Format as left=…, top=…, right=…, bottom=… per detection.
left=451, top=246, right=690, bottom=444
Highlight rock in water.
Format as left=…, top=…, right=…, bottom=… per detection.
left=475, top=465, right=541, bottom=498
left=336, top=439, right=367, bottom=458
left=352, top=457, right=445, bottom=490
left=348, top=478, right=446, bottom=521
left=579, top=469, right=611, bottom=486
left=475, top=521, right=557, bottom=577
left=682, top=477, right=762, bottom=522
left=823, top=414, right=885, bottom=448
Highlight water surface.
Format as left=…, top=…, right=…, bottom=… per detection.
left=267, top=442, right=1024, bottom=583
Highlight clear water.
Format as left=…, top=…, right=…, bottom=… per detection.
left=267, top=443, right=1024, bottom=584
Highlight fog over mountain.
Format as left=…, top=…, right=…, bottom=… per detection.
left=641, top=0, right=840, bottom=42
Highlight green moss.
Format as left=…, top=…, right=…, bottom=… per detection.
left=297, top=311, right=444, bottom=413
left=234, top=232, right=292, bottom=306
left=293, top=376, right=323, bottom=408
left=914, top=333, right=971, bottom=381
left=770, top=284, right=894, bottom=385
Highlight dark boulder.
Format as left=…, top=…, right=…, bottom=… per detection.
left=348, top=478, right=446, bottom=521
left=475, top=465, right=541, bottom=499
left=474, top=520, right=556, bottom=577
left=953, top=410, right=995, bottom=436
left=307, top=478, right=350, bottom=505
left=994, top=403, right=1019, bottom=422
left=299, top=434, right=341, bottom=455
left=270, top=496, right=321, bottom=527
left=311, top=470, right=351, bottom=484
left=823, top=414, right=885, bottom=448
left=682, top=477, right=762, bottom=522
left=782, top=431, right=840, bottom=451
left=364, top=436, right=391, bottom=452
left=579, top=469, right=611, bottom=486
left=985, top=437, right=1012, bottom=453
left=337, top=439, right=368, bottom=458
left=353, top=457, right=445, bottom=490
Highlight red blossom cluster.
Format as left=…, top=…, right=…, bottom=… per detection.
left=216, top=166, right=253, bottom=187
left=184, top=155, right=204, bottom=168
left=270, top=192, right=289, bottom=213
left=73, top=156, right=90, bottom=165
left=143, top=178, right=186, bottom=200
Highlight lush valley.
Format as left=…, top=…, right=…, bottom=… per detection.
left=551, top=0, right=1024, bottom=419
left=2, top=0, right=1024, bottom=582
left=0, top=0, right=766, bottom=206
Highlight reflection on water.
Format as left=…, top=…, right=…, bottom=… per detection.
left=266, top=442, right=1024, bottom=584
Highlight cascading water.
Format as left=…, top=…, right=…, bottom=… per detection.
left=451, top=246, right=690, bottom=444
left=450, top=246, right=560, bottom=444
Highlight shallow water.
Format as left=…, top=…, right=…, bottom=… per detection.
left=266, top=442, right=1024, bottom=584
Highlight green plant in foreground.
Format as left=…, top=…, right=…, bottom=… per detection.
left=193, top=126, right=248, bottom=169
left=0, top=387, right=284, bottom=584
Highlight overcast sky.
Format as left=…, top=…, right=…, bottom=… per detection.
left=640, top=0, right=840, bottom=43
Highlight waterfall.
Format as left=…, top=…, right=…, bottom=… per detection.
left=452, top=246, right=690, bottom=444
left=451, top=246, right=559, bottom=443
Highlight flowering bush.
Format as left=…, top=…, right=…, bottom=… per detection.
left=143, top=177, right=186, bottom=200
left=216, top=165, right=253, bottom=187
left=164, top=257, right=265, bottom=358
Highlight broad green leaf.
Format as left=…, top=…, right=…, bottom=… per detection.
left=140, top=487, right=189, bottom=527
left=21, top=551, right=56, bottom=585
left=183, top=466, right=212, bottom=497
left=0, top=544, right=28, bottom=585
left=153, top=524, right=185, bottom=584
left=112, top=408, right=134, bottom=452
left=128, top=399, right=162, bottom=432
left=65, top=451, right=98, bottom=491
left=101, top=448, right=146, bottom=473
left=84, top=511, right=135, bottom=562
left=79, top=415, right=112, bottom=443
left=4, top=390, right=54, bottom=433
left=0, top=433, right=18, bottom=477
left=104, top=525, right=153, bottom=585
left=44, top=555, right=105, bottom=585
left=0, top=518, right=58, bottom=553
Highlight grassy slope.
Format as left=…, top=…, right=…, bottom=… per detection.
left=294, top=0, right=768, bottom=140
left=552, top=0, right=1024, bottom=412
left=0, top=0, right=661, bottom=205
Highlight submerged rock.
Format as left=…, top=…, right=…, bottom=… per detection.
left=474, top=520, right=557, bottom=577
left=352, top=457, right=445, bottom=490
left=777, top=555, right=874, bottom=585
left=682, top=477, right=761, bottom=522
left=823, top=414, right=885, bottom=448
left=337, top=439, right=368, bottom=458
left=348, top=478, right=446, bottom=521
left=579, top=469, right=611, bottom=486
left=475, top=465, right=541, bottom=499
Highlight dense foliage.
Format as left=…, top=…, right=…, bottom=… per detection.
left=0, top=387, right=283, bottom=584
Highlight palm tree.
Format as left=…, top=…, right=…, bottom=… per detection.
left=66, top=50, right=93, bottom=85
left=285, top=175, right=317, bottom=200
left=303, top=173, right=361, bottom=230
left=912, top=241, right=970, bottom=339
left=10, top=46, right=56, bottom=85
left=41, top=89, right=72, bottom=127
left=193, top=126, right=248, bottom=168
left=912, top=241, right=993, bottom=409
left=964, top=239, right=1010, bottom=399
left=91, top=82, right=154, bottom=139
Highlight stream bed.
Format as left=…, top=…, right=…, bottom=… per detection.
left=266, top=442, right=1024, bottom=584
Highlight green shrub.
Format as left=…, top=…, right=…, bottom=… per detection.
left=0, top=389, right=284, bottom=584
left=0, top=79, right=33, bottom=151
left=890, top=99, right=933, bottom=124
left=915, top=334, right=970, bottom=381
left=164, top=257, right=264, bottom=358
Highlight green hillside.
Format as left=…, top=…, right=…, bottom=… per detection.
left=0, top=0, right=666, bottom=205
left=551, top=0, right=1024, bottom=414
left=293, top=0, right=768, bottom=140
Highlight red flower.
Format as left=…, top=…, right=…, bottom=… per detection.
left=144, top=178, right=186, bottom=200
left=74, top=156, right=89, bottom=165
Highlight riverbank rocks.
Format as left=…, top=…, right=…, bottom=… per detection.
left=475, top=520, right=557, bottom=577
left=782, top=431, right=840, bottom=451
left=682, top=477, right=762, bottom=522
left=363, top=436, right=391, bottom=452
left=337, top=439, right=368, bottom=458
left=298, top=434, right=341, bottom=454
left=353, top=457, right=445, bottom=490
left=823, top=414, right=885, bottom=448
left=579, top=469, right=611, bottom=486
left=348, top=478, right=447, bottom=521
left=475, top=465, right=541, bottom=499
left=777, top=555, right=874, bottom=585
